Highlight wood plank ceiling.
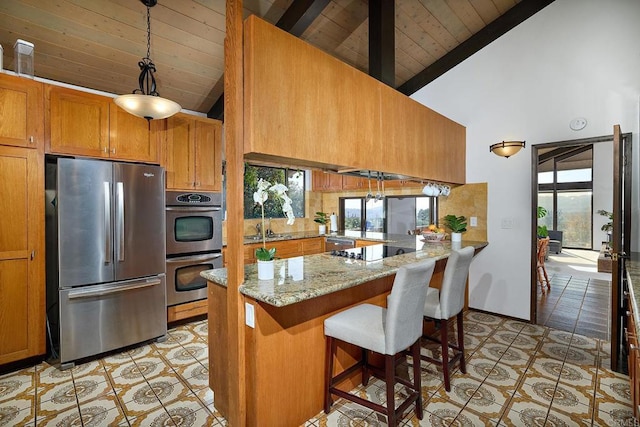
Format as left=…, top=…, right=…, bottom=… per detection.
left=0, top=0, right=550, bottom=116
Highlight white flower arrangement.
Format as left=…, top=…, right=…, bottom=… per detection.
left=253, top=178, right=295, bottom=261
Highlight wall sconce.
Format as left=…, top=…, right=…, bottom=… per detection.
left=490, top=141, right=526, bottom=158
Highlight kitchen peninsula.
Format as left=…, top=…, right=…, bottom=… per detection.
left=203, top=238, right=487, bottom=426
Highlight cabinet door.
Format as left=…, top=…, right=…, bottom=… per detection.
left=109, top=103, right=159, bottom=163
left=165, top=114, right=196, bottom=190
left=273, top=240, right=303, bottom=259
left=342, top=175, right=366, bottom=190
left=312, top=171, right=343, bottom=191
left=0, top=74, right=43, bottom=149
left=47, top=86, right=110, bottom=158
left=0, top=146, right=45, bottom=364
left=194, top=119, right=222, bottom=191
left=301, top=237, right=324, bottom=255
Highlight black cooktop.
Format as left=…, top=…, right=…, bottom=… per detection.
left=330, top=245, right=416, bottom=261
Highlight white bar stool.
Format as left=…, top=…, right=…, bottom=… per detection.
left=422, top=246, right=475, bottom=392
left=323, top=259, right=436, bottom=426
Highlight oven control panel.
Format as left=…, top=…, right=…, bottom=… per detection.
left=166, top=191, right=222, bottom=207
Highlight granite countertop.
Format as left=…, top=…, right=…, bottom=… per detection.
left=237, top=230, right=395, bottom=245
left=202, top=237, right=488, bottom=307
left=626, top=253, right=640, bottom=337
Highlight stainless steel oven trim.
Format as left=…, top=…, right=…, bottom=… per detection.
left=166, top=206, right=221, bottom=212
left=166, top=253, right=222, bottom=264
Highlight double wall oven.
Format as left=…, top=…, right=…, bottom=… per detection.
left=166, top=191, right=223, bottom=307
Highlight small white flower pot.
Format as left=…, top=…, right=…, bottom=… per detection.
left=318, top=224, right=326, bottom=235
left=451, top=232, right=462, bottom=242
left=257, top=260, right=274, bottom=280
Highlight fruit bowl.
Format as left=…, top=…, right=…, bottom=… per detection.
left=421, top=231, right=446, bottom=242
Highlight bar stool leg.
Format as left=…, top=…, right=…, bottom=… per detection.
left=362, top=348, right=370, bottom=386
left=457, top=312, right=466, bottom=374
left=411, top=341, right=423, bottom=419
left=440, top=318, right=451, bottom=392
left=385, top=353, right=396, bottom=426
left=324, top=336, right=335, bottom=414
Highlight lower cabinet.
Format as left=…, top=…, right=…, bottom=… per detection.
left=243, top=237, right=325, bottom=265
left=628, top=301, right=639, bottom=418
left=0, top=146, right=45, bottom=365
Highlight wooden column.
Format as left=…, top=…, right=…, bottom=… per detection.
left=214, top=0, right=246, bottom=425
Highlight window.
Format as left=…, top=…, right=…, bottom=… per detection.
left=537, top=145, right=593, bottom=249
left=243, top=165, right=305, bottom=219
left=340, top=196, right=437, bottom=233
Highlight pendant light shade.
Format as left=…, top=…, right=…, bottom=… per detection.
left=114, top=0, right=181, bottom=120
left=490, top=140, right=525, bottom=158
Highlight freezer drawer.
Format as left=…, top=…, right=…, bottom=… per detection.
left=59, top=275, right=167, bottom=366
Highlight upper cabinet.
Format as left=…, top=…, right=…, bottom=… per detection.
left=379, top=85, right=465, bottom=184
left=46, top=85, right=160, bottom=163
left=164, top=113, right=223, bottom=192
left=243, top=16, right=381, bottom=171
left=312, top=171, right=343, bottom=192
left=242, top=16, right=466, bottom=184
left=0, top=74, right=44, bottom=149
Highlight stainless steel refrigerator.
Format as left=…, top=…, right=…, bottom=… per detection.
left=46, top=157, right=167, bottom=368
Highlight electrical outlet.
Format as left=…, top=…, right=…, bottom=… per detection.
left=470, top=216, right=477, bottom=227
left=245, top=302, right=255, bottom=328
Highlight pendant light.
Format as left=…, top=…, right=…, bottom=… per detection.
left=115, top=0, right=181, bottom=120
left=489, top=140, right=526, bottom=158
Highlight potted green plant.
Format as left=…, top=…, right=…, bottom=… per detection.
left=253, top=179, right=295, bottom=279
left=443, top=214, right=467, bottom=242
left=314, top=212, right=329, bottom=235
left=537, top=206, right=549, bottom=238
left=597, top=209, right=613, bottom=242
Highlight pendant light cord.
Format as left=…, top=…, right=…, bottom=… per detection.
left=145, top=5, right=151, bottom=61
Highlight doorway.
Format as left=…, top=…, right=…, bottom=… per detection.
left=531, top=135, right=615, bottom=340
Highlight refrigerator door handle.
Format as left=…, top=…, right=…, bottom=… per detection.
left=116, top=182, right=125, bottom=262
left=67, top=278, right=162, bottom=300
left=104, top=182, right=112, bottom=263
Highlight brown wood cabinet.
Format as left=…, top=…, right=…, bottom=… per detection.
left=341, top=175, right=369, bottom=191
left=627, top=299, right=639, bottom=418
left=244, top=16, right=381, bottom=171
left=0, top=146, right=45, bottom=365
left=244, top=237, right=326, bottom=265
left=46, top=85, right=160, bottom=163
left=311, top=171, right=343, bottom=192
left=312, top=172, right=371, bottom=192
left=380, top=84, right=465, bottom=184
left=164, top=113, right=223, bottom=192
left=243, top=16, right=465, bottom=184
left=0, top=74, right=43, bottom=149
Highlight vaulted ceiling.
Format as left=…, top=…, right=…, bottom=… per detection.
left=0, top=0, right=553, bottom=117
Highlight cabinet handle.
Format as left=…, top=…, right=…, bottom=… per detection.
left=103, top=147, right=108, bottom=153
left=195, top=181, right=201, bottom=187
left=111, top=148, right=116, bottom=154
left=30, top=250, right=35, bottom=260
left=29, top=136, right=34, bottom=144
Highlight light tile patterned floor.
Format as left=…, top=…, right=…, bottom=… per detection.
left=0, top=311, right=634, bottom=426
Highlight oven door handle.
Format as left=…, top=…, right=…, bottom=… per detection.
left=165, top=206, right=221, bottom=212
left=166, top=253, right=222, bottom=265
left=68, top=278, right=162, bottom=300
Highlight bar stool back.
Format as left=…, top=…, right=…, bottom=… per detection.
left=422, top=246, right=475, bottom=391
left=323, top=259, right=436, bottom=426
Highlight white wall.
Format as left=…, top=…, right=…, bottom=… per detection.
left=412, top=0, right=640, bottom=320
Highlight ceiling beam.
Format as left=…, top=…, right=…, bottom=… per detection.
left=397, top=0, right=556, bottom=96
left=207, top=0, right=330, bottom=119
left=368, top=0, right=395, bottom=87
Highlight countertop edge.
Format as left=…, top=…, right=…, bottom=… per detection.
left=203, top=240, right=488, bottom=307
